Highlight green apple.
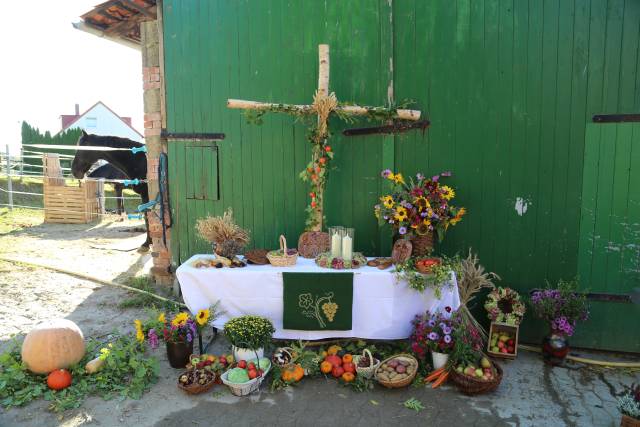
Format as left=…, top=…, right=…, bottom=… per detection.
left=456, top=366, right=464, bottom=373
left=480, top=358, right=491, bottom=368
left=475, top=369, right=484, bottom=378
left=491, top=346, right=499, bottom=353
left=499, top=334, right=509, bottom=342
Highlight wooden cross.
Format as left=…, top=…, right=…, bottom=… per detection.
left=228, top=44, right=422, bottom=231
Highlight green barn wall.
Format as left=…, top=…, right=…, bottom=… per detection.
left=162, top=0, right=640, bottom=351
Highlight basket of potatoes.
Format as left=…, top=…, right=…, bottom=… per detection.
left=374, top=353, right=418, bottom=388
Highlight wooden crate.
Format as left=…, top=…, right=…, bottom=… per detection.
left=487, top=322, right=519, bottom=359
left=43, top=180, right=99, bottom=224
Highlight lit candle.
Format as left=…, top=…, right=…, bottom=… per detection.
left=342, top=235, right=353, bottom=261
left=331, top=232, right=342, bottom=258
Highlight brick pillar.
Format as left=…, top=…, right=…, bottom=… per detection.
left=141, top=20, right=172, bottom=285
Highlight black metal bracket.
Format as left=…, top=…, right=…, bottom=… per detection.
left=161, top=131, right=226, bottom=141
left=592, top=114, right=640, bottom=123
left=343, top=120, right=430, bottom=137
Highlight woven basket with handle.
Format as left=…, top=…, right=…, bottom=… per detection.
left=450, top=361, right=503, bottom=395
left=267, top=235, right=298, bottom=267
left=410, top=231, right=434, bottom=256
left=374, top=353, right=418, bottom=388
left=353, top=348, right=380, bottom=379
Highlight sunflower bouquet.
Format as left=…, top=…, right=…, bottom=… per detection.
left=138, top=305, right=222, bottom=346
left=374, top=170, right=465, bottom=242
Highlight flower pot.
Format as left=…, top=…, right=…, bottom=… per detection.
left=410, top=232, right=434, bottom=257
left=166, top=340, right=194, bottom=369
left=431, top=351, right=449, bottom=370
left=232, top=346, right=264, bottom=362
left=621, top=414, right=640, bottom=427
left=541, top=332, right=569, bottom=366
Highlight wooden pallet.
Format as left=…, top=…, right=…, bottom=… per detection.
left=42, top=154, right=99, bottom=224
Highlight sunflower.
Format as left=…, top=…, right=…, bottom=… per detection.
left=134, top=319, right=144, bottom=343
left=414, top=196, right=430, bottom=210
left=392, top=173, right=405, bottom=185
left=381, top=195, right=394, bottom=209
left=171, top=312, right=189, bottom=327
left=196, top=309, right=210, bottom=326
left=450, top=207, right=466, bottom=225
left=441, top=185, right=455, bottom=200
left=416, top=222, right=430, bottom=235
left=158, top=313, right=166, bottom=323
left=387, top=172, right=396, bottom=181
left=394, top=206, right=408, bottom=221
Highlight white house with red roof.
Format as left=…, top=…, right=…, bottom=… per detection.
left=59, top=101, right=143, bottom=142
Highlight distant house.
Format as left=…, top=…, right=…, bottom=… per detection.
left=59, top=101, right=143, bottom=142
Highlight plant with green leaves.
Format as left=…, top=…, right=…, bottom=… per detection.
left=395, top=255, right=462, bottom=297
left=223, top=315, right=275, bottom=350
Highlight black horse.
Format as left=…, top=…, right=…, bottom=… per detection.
left=71, top=131, right=151, bottom=250
left=87, top=163, right=127, bottom=214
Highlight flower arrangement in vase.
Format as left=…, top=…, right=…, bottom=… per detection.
left=410, top=307, right=460, bottom=370
left=374, top=170, right=465, bottom=255
left=618, top=384, right=640, bottom=426
left=223, top=315, right=275, bottom=361
left=530, top=279, right=589, bottom=365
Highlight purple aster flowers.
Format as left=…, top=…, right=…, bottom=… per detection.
left=399, top=226, right=407, bottom=235
left=148, top=328, right=159, bottom=349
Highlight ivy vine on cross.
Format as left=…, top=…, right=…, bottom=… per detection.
left=227, top=44, right=422, bottom=231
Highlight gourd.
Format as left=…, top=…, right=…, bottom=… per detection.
left=47, top=369, right=72, bottom=390
left=85, top=357, right=106, bottom=374
left=21, top=319, right=85, bottom=374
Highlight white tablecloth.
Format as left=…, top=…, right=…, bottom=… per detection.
left=176, top=255, right=460, bottom=340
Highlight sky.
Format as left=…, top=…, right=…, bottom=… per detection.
left=0, top=1, right=143, bottom=155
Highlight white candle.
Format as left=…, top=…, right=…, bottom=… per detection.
left=341, top=235, right=353, bottom=261
left=331, top=233, right=342, bottom=258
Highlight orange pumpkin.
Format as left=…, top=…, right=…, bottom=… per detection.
left=293, top=364, right=304, bottom=382
left=47, top=369, right=72, bottom=390
left=22, top=319, right=85, bottom=374
left=327, top=345, right=342, bottom=356
left=342, top=354, right=353, bottom=364
left=281, top=368, right=294, bottom=382
left=320, top=361, right=333, bottom=374
left=341, top=372, right=355, bottom=382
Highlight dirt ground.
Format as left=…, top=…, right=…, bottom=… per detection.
left=0, top=214, right=639, bottom=427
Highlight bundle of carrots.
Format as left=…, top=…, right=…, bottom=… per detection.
left=424, top=367, right=449, bottom=388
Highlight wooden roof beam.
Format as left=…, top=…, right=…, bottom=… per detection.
left=119, top=0, right=156, bottom=19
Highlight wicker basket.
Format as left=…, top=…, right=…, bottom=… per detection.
left=267, top=235, right=298, bottom=267
left=621, top=414, right=640, bottom=427
left=353, top=348, right=380, bottom=379
left=272, top=347, right=295, bottom=369
left=374, top=353, right=418, bottom=388
left=450, top=361, right=503, bottom=395
left=410, top=232, right=434, bottom=256
left=220, top=363, right=271, bottom=397
left=177, top=370, right=216, bottom=394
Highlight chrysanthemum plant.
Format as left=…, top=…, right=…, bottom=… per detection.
left=223, top=315, right=275, bottom=351
left=374, top=170, right=465, bottom=242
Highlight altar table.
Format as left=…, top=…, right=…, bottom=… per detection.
left=176, top=255, right=461, bottom=340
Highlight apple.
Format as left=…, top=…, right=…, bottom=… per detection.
left=500, top=348, right=508, bottom=354
left=464, top=367, right=475, bottom=376
left=456, top=366, right=464, bottom=374
left=508, top=346, right=515, bottom=353
left=248, top=362, right=256, bottom=371
left=491, top=346, right=499, bottom=353
left=508, top=339, right=515, bottom=346
left=219, top=356, right=227, bottom=366
left=237, top=360, right=247, bottom=369
left=248, top=369, right=258, bottom=379
left=498, top=341, right=505, bottom=349
left=499, top=335, right=509, bottom=343
left=480, top=358, right=491, bottom=368
left=475, top=369, right=484, bottom=378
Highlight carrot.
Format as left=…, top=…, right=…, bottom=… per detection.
left=424, top=367, right=445, bottom=382
left=431, top=371, right=449, bottom=388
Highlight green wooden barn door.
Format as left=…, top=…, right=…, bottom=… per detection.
left=168, top=141, right=220, bottom=263
left=576, top=123, right=640, bottom=352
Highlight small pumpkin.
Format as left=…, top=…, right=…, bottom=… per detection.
left=21, top=319, right=85, bottom=374
left=293, top=364, right=304, bottom=382
left=342, top=354, right=353, bottom=364
left=341, top=372, right=355, bottom=383
left=47, top=369, right=72, bottom=390
left=327, top=345, right=341, bottom=356
left=320, top=360, right=333, bottom=374
left=281, top=369, right=294, bottom=382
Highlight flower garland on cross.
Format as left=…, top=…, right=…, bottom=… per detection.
left=227, top=44, right=422, bottom=231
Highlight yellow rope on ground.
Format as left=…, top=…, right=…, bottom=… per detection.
left=518, top=343, right=640, bottom=368
left=0, top=256, right=185, bottom=308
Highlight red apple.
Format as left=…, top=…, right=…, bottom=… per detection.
left=248, top=369, right=258, bottom=379
left=508, top=339, right=515, bottom=346
left=248, top=362, right=256, bottom=371
left=498, top=341, right=505, bottom=349
left=500, top=348, right=508, bottom=354
left=238, top=360, right=247, bottom=369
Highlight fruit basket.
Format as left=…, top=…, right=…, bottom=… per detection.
left=267, top=235, right=298, bottom=267
left=487, top=322, right=519, bottom=359
left=220, top=358, right=271, bottom=397
left=353, top=348, right=380, bottom=379
left=450, top=360, right=503, bottom=395
left=177, top=369, right=216, bottom=394
left=374, top=354, right=418, bottom=388
left=315, top=252, right=367, bottom=269
left=272, top=347, right=295, bottom=368
left=414, top=257, right=442, bottom=274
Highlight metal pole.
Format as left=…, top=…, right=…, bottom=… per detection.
left=6, top=145, right=13, bottom=210
left=19, top=147, right=23, bottom=177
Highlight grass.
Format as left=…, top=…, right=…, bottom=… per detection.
left=119, top=275, right=180, bottom=311
left=0, top=208, right=43, bottom=235
left=0, top=176, right=140, bottom=212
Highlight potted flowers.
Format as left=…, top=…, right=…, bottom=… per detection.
left=410, top=307, right=458, bottom=370
left=375, top=170, right=465, bottom=255
left=530, top=279, right=589, bottom=365
left=223, top=315, right=275, bottom=361
left=618, top=384, right=640, bottom=427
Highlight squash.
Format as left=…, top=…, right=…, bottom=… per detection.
left=47, top=369, right=72, bottom=390
left=85, top=356, right=106, bottom=374
left=320, top=360, right=333, bottom=374
left=21, top=319, right=85, bottom=374
left=341, top=372, right=355, bottom=383
left=327, top=345, right=342, bottom=356
left=342, top=354, right=353, bottom=364
left=293, top=364, right=304, bottom=382
left=281, top=364, right=305, bottom=382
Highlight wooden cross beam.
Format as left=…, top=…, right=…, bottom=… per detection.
left=227, top=44, right=422, bottom=231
